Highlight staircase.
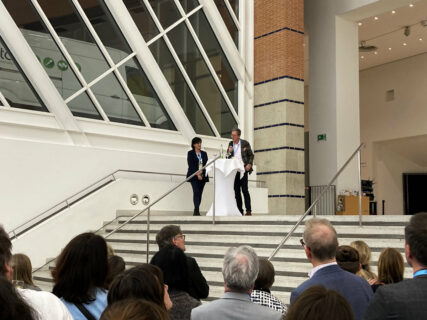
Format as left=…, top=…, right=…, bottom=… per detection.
left=33, top=214, right=411, bottom=304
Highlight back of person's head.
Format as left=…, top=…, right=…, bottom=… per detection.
left=0, top=225, right=12, bottom=277
left=52, top=232, right=108, bottom=303
left=350, top=240, right=376, bottom=280
left=285, top=285, right=354, bottom=320
left=303, top=218, right=338, bottom=261
left=254, top=258, right=275, bottom=290
left=150, top=245, right=188, bottom=292
left=156, top=225, right=182, bottom=250
left=11, top=254, right=35, bottom=287
left=101, top=299, right=170, bottom=320
left=105, top=255, right=126, bottom=289
left=108, top=264, right=166, bottom=310
left=336, top=245, right=360, bottom=274
left=222, top=245, right=259, bottom=292
left=0, top=276, right=35, bottom=320
left=405, top=212, right=427, bottom=267
left=378, top=248, right=404, bottom=284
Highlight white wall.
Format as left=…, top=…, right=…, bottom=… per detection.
left=360, top=53, right=427, bottom=214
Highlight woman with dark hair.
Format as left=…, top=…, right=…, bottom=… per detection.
left=100, top=299, right=170, bottom=320
left=371, top=247, right=404, bottom=292
left=250, top=258, right=287, bottom=314
left=11, top=254, right=41, bottom=291
left=52, top=232, right=109, bottom=320
left=186, top=137, right=208, bottom=216
left=0, top=276, right=35, bottom=320
left=150, top=245, right=200, bottom=320
left=285, top=285, right=354, bottom=320
left=108, top=264, right=172, bottom=311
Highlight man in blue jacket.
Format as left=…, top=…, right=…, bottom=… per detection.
left=291, top=218, right=373, bottom=320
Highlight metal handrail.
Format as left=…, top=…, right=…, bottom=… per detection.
left=268, top=143, right=364, bottom=261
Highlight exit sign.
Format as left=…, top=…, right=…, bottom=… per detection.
left=317, top=134, right=327, bottom=141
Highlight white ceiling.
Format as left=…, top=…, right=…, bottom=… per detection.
left=358, top=0, right=427, bottom=70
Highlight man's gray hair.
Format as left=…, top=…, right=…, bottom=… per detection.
left=303, top=218, right=338, bottom=261
left=222, top=245, right=259, bottom=292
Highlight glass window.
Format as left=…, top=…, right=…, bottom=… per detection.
left=76, top=0, right=132, bottom=64
left=214, top=0, right=238, bottom=48
left=37, top=0, right=111, bottom=83
left=120, top=57, right=176, bottom=130
left=145, top=0, right=181, bottom=30
left=149, top=39, right=214, bottom=136
left=123, top=0, right=159, bottom=42
left=228, top=0, right=239, bottom=19
left=178, top=0, right=199, bottom=12
left=167, top=23, right=237, bottom=137
left=189, top=10, right=238, bottom=111
left=67, top=91, right=102, bottom=120
left=90, top=72, right=143, bottom=126
left=0, top=38, right=47, bottom=112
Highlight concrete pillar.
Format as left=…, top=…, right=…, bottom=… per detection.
left=254, top=0, right=305, bottom=214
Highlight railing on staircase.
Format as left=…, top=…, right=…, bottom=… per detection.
left=268, top=143, right=365, bottom=261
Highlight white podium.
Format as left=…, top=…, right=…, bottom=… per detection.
left=206, top=158, right=245, bottom=216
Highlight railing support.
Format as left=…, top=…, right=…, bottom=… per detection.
left=146, top=207, right=150, bottom=263
left=358, top=150, right=363, bottom=227
left=213, top=161, right=216, bottom=225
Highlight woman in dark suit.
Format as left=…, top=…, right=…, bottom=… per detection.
left=186, top=137, right=208, bottom=216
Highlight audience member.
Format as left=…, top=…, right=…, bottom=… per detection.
left=191, top=245, right=282, bottom=320
left=104, top=255, right=126, bottom=290
left=52, top=232, right=108, bottom=319
left=365, top=212, right=427, bottom=319
left=11, top=253, right=41, bottom=291
left=151, top=245, right=201, bottom=320
left=286, top=285, right=354, bottom=320
left=156, top=225, right=209, bottom=300
left=371, top=247, right=404, bottom=292
left=291, top=218, right=373, bottom=320
left=250, top=258, right=287, bottom=314
left=108, top=264, right=172, bottom=311
left=0, top=225, right=72, bottom=319
left=100, top=299, right=170, bottom=320
left=0, top=276, right=35, bottom=320
left=336, top=245, right=361, bottom=274
left=350, top=241, right=377, bottom=281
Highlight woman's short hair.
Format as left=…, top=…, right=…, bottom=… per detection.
left=101, top=299, right=170, bottom=320
left=377, top=247, right=404, bottom=284
left=285, top=285, right=354, bottom=320
left=11, top=254, right=35, bottom=287
left=150, top=245, right=189, bottom=292
left=0, top=276, right=35, bottom=320
left=105, top=255, right=126, bottom=289
left=52, top=232, right=108, bottom=303
left=336, top=246, right=360, bottom=274
left=350, top=240, right=376, bottom=280
left=107, top=264, right=166, bottom=310
left=191, top=137, right=202, bottom=150
left=254, top=258, right=275, bottom=290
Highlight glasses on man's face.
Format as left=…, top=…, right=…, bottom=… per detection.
left=175, top=234, right=185, bottom=240
left=300, top=238, right=305, bottom=247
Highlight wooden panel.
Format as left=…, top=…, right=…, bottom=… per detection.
left=336, top=195, right=370, bottom=215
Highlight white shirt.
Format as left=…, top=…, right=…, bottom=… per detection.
left=18, top=288, right=73, bottom=320
left=308, top=262, right=338, bottom=278
left=233, top=140, right=242, bottom=162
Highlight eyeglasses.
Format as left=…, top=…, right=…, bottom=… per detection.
left=300, top=238, right=305, bottom=247
left=174, top=234, right=185, bottom=240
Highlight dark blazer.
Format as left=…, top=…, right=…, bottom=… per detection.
left=186, top=150, right=208, bottom=182
left=187, top=256, right=209, bottom=300
left=227, top=139, right=254, bottom=173
left=291, top=265, right=373, bottom=320
left=364, top=275, right=427, bottom=320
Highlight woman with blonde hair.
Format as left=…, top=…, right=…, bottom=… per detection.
left=11, top=254, right=41, bottom=291
left=350, top=241, right=376, bottom=281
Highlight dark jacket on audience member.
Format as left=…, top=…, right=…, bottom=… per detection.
left=169, top=289, right=201, bottom=320
left=364, top=275, right=427, bottom=320
left=291, top=265, right=373, bottom=320
left=187, top=256, right=209, bottom=300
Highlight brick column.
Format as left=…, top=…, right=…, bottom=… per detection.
left=254, top=0, right=305, bottom=214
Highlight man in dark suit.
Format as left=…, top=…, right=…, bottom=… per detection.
left=365, top=212, right=427, bottom=320
left=155, top=225, right=209, bottom=300
left=227, top=128, right=254, bottom=216
left=291, top=218, right=373, bottom=320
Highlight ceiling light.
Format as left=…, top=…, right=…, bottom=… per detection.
left=361, top=56, right=364, bottom=59
left=403, top=42, right=407, bottom=46
left=392, top=10, right=396, bottom=14
left=388, top=47, right=392, bottom=50
left=374, top=51, right=378, bottom=55
left=420, top=38, right=423, bottom=41
left=374, top=16, right=379, bottom=20
left=358, top=22, right=363, bottom=26
left=409, top=4, right=414, bottom=7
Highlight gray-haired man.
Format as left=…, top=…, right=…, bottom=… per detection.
left=191, top=245, right=281, bottom=320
